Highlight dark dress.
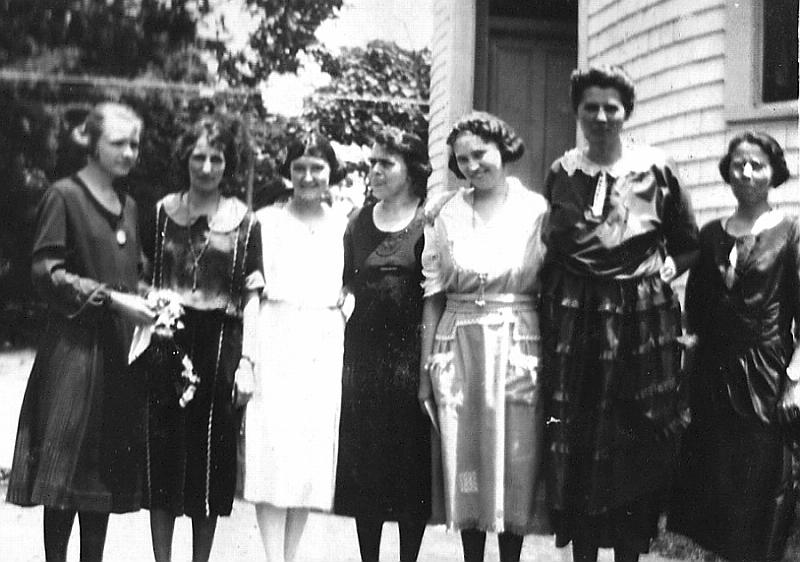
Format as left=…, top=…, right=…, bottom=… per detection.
left=334, top=202, right=431, bottom=522
left=142, top=193, right=263, bottom=518
left=7, top=175, right=145, bottom=513
left=668, top=213, right=800, bottom=562
left=540, top=146, right=699, bottom=552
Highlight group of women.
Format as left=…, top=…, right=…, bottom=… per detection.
left=5, top=63, right=799, bottom=562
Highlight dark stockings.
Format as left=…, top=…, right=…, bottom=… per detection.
left=150, top=508, right=218, bottom=562
left=355, top=518, right=427, bottom=562
left=44, top=507, right=109, bottom=562
left=460, top=529, right=523, bottom=562
left=571, top=540, right=640, bottom=562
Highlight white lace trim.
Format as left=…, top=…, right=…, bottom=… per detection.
left=161, top=192, right=249, bottom=232
left=559, top=144, right=665, bottom=178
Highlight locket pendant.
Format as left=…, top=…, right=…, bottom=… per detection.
left=116, top=228, right=127, bottom=246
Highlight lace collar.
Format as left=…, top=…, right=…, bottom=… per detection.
left=559, top=144, right=664, bottom=178
left=161, top=192, right=249, bottom=233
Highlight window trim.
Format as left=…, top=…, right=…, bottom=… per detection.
left=724, top=0, right=798, bottom=125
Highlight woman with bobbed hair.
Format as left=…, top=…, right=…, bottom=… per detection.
left=540, top=64, right=699, bottom=562
left=419, top=112, right=550, bottom=562
left=242, top=131, right=348, bottom=562
left=144, top=113, right=264, bottom=562
left=7, top=101, right=153, bottom=562
left=669, top=132, right=798, bottom=562
left=334, top=127, right=433, bottom=562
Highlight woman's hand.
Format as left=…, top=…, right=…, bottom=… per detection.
left=660, top=255, right=677, bottom=283
left=777, top=379, right=800, bottom=425
left=233, top=356, right=255, bottom=407
left=108, top=290, right=156, bottom=325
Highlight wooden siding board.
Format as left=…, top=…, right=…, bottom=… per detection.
left=589, top=0, right=722, bottom=39
left=590, top=2, right=723, bottom=58
left=634, top=58, right=724, bottom=104
left=656, top=131, right=728, bottom=163
left=620, top=31, right=725, bottom=77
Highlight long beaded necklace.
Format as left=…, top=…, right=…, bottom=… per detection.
left=185, top=192, right=219, bottom=292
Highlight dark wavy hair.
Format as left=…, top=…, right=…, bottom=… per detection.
left=373, top=126, right=431, bottom=199
left=173, top=113, right=250, bottom=196
left=279, top=130, right=347, bottom=184
left=570, top=64, right=636, bottom=117
left=84, top=102, right=142, bottom=154
left=718, top=131, right=790, bottom=188
left=446, top=111, right=525, bottom=179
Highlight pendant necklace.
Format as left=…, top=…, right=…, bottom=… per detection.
left=116, top=227, right=127, bottom=246
left=186, top=193, right=218, bottom=292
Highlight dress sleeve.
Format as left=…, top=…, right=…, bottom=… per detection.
left=342, top=216, right=356, bottom=288
left=243, top=217, right=265, bottom=294
left=421, top=218, right=445, bottom=297
left=659, top=159, right=700, bottom=267
left=790, top=218, right=800, bottom=340
left=684, top=225, right=713, bottom=337
left=31, top=187, right=108, bottom=318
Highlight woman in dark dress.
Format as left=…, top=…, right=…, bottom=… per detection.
left=540, top=65, right=699, bottom=562
left=144, top=114, right=263, bottom=562
left=334, top=127, right=432, bottom=562
left=668, top=132, right=799, bottom=562
left=7, top=102, right=153, bottom=562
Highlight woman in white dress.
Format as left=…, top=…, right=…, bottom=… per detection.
left=242, top=131, right=348, bottom=562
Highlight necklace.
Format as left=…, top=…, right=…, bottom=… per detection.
left=115, top=222, right=127, bottom=246
left=185, top=192, right=219, bottom=292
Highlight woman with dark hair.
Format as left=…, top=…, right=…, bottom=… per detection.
left=668, top=132, right=798, bottom=562
left=418, top=112, right=549, bottom=562
left=540, top=64, right=699, bottom=562
left=334, top=127, right=433, bottom=562
left=144, top=113, right=264, bottom=562
left=7, top=101, right=153, bottom=562
left=242, top=131, right=348, bottom=562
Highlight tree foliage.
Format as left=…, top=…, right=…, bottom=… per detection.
left=0, top=0, right=342, bottom=84
left=216, top=0, right=343, bottom=86
left=304, top=40, right=430, bottom=148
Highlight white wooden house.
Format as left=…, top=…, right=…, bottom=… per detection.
left=427, top=0, right=799, bottom=226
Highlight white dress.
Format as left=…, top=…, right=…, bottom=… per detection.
left=242, top=203, right=347, bottom=509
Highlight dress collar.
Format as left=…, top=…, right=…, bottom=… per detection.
left=724, top=209, right=785, bottom=238
left=161, top=192, right=249, bottom=233
left=559, top=144, right=664, bottom=178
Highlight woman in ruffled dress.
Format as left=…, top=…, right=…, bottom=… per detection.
left=539, top=64, right=699, bottom=562
left=334, top=127, right=432, bottom=562
left=668, top=132, right=799, bottom=562
left=242, top=131, right=348, bottom=562
left=7, top=102, right=153, bottom=562
left=418, top=112, right=550, bottom=562
left=145, top=114, right=263, bottom=562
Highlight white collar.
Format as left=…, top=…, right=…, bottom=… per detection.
left=726, top=209, right=785, bottom=237
left=160, top=192, right=249, bottom=232
left=559, top=144, right=664, bottom=177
